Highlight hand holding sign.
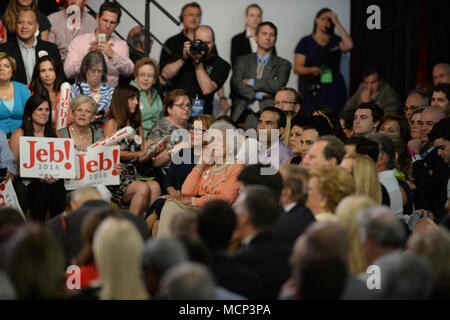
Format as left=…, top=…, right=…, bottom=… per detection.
left=56, top=82, right=71, bottom=130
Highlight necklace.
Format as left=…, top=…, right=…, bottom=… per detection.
left=0, top=82, right=11, bottom=100
left=70, top=125, right=89, bottom=136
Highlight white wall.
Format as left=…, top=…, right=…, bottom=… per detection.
left=88, top=0, right=350, bottom=97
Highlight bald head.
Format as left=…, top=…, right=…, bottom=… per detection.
left=432, top=63, right=450, bottom=85
left=421, top=106, right=447, bottom=143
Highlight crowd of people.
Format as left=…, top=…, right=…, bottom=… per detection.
left=0, top=0, right=449, bottom=300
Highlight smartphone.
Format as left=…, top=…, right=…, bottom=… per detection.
left=98, top=33, right=106, bottom=45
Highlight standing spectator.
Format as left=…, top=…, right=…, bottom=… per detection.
left=344, top=66, right=401, bottom=115
left=0, top=8, right=63, bottom=85
left=0, top=52, right=31, bottom=137
left=29, top=56, right=65, bottom=129
left=9, top=94, right=66, bottom=223
left=70, top=51, right=114, bottom=121
left=294, top=8, right=353, bottom=115
left=231, top=21, right=291, bottom=129
left=130, top=58, right=163, bottom=137
left=48, top=0, right=97, bottom=63
left=127, top=26, right=152, bottom=64
left=64, top=1, right=133, bottom=88
left=3, top=0, right=51, bottom=41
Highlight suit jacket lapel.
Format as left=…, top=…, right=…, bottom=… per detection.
left=10, top=39, right=27, bottom=84
left=249, top=52, right=257, bottom=78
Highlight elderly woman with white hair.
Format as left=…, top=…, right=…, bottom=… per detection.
left=156, top=120, right=245, bottom=237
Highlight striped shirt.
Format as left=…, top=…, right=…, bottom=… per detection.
left=70, top=81, right=114, bottom=113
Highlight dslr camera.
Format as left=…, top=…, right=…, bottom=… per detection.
left=190, top=40, right=208, bottom=56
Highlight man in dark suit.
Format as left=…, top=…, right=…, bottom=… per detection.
left=0, top=8, right=63, bottom=85
left=231, top=185, right=291, bottom=300
left=230, top=21, right=291, bottom=129
left=275, top=165, right=315, bottom=249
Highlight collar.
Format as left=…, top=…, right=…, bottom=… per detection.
left=284, top=202, right=297, bottom=213
left=18, top=37, right=37, bottom=49
left=256, top=52, right=271, bottom=64
left=242, top=232, right=257, bottom=246
left=246, top=27, right=254, bottom=38
left=378, top=170, right=396, bottom=179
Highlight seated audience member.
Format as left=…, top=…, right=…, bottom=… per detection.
left=231, top=185, right=291, bottom=300
left=3, top=0, right=51, bottom=41
left=275, top=165, right=315, bottom=248
left=308, top=105, right=347, bottom=141
left=335, top=195, right=377, bottom=275
left=403, top=88, right=430, bottom=120
left=340, top=153, right=382, bottom=204
left=127, top=26, right=152, bottom=64
left=352, top=103, right=384, bottom=136
left=9, top=94, right=66, bottom=223
left=428, top=117, right=450, bottom=165
left=141, top=237, right=189, bottom=299
left=274, top=87, right=302, bottom=113
left=412, top=106, right=449, bottom=221
left=432, top=62, right=450, bottom=85
left=339, top=108, right=355, bottom=139
left=103, top=84, right=161, bottom=216
left=431, top=83, right=450, bottom=115
left=64, top=1, right=133, bottom=88
left=237, top=164, right=283, bottom=201
left=58, top=95, right=103, bottom=150
left=71, top=207, right=123, bottom=290
left=282, top=110, right=296, bottom=148
left=0, top=52, right=31, bottom=137
left=376, top=113, right=411, bottom=145
left=299, top=116, right=334, bottom=161
left=408, top=107, right=425, bottom=155
left=47, top=0, right=97, bottom=62
left=46, top=187, right=149, bottom=265
left=157, top=120, right=244, bottom=237
left=3, top=223, right=69, bottom=299
left=130, top=58, right=163, bottom=137
left=91, top=218, right=149, bottom=300
left=408, top=226, right=450, bottom=299
left=159, top=262, right=217, bottom=300
left=70, top=51, right=114, bottom=122
left=287, top=221, right=374, bottom=300
left=29, top=56, right=65, bottom=129
left=0, top=129, right=17, bottom=183
left=344, top=66, right=401, bottom=115
left=306, top=165, right=355, bottom=221
left=146, top=114, right=215, bottom=235
left=287, top=115, right=305, bottom=164
left=147, top=89, right=191, bottom=171
left=302, top=135, right=346, bottom=171
left=0, top=8, right=63, bottom=85
left=373, top=251, right=433, bottom=300
left=197, top=200, right=262, bottom=299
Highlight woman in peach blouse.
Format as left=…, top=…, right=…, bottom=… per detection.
left=157, top=120, right=244, bottom=237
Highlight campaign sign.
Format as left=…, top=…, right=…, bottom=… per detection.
left=19, top=137, right=76, bottom=179
left=64, top=146, right=120, bottom=190
left=0, top=180, right=25, bottom=220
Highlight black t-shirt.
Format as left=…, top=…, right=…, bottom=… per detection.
left=160, top=32, right=231, bottom=114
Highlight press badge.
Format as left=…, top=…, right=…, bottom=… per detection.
left=320, top=67, right=333, bottom=84
left=191, top=95, right=204, bottom=116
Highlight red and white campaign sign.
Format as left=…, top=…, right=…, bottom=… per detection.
left=0, top=180, right=25, bottom=220
left=64, top=146, right=120, bottom=190
left=56, top=82, right=71, bottom=130
left=19, top=137, right=76, bottom=179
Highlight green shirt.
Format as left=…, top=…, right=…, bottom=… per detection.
left=130, top=80, right=163, bottom=138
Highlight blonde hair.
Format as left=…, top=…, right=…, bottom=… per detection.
left=0, top=52, right=17, bottom=77
left=336, top=195, right=377, bottom=275
left=408, top=226, right=450, bottom=293
left=345, top=153, right=382, bottom=204
left=70, top=95, right=98, bottom=115
left=193, top=114, right=216, bottom=130
left=93, top=218, right=149, bottom=300
left=282, top=110, right=296, bottom=146
left=310, top=165, right=355, bottom=213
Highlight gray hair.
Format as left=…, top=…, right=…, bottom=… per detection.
left=376, top=251, right=433, bottom=299
left=366, top=133, right=396, bottom=170
left=141, top=237, right=188, bottom=278
left=80, top=51, right=107, bottom=83
left=406, top=88, right=431, bottom=107
left=358, top=206, right=406, bottom=249
left=160, top=262, right=216, bottom=300
left=128, top=29, right=146, bottom=50
left=70, top=94, right=98, bottom=114
left=208, top=120, right=240, bottom=158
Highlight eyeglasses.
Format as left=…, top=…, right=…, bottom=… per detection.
left=172, top=103, right=192, bottom=110
left=137, top=73, right=155, bottom=79
left=274, top=101, right=296, bottom=106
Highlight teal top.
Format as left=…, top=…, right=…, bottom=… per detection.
left=130, top=80, right=163, bottom=138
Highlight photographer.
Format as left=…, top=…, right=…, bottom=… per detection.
left=161, top=24, right=230, bottom=115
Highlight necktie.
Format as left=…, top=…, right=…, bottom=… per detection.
left=256, top=57, right=265, bottom=79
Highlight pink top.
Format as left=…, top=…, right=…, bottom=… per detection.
left=64, top=32, right=134, bottom=88
left=182, top=163, right=244, bottom=207
left=48, top=9, right=98, bottom=62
